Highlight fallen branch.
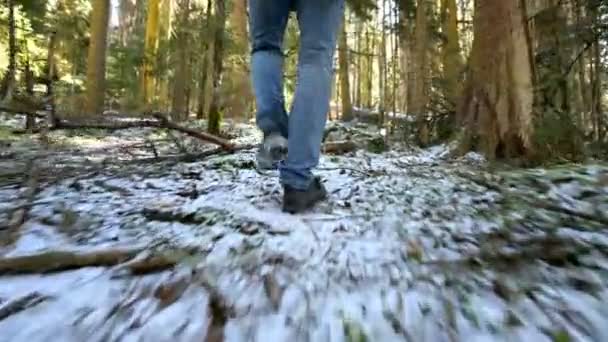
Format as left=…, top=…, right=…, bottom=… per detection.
left=0, top=105, right=47, bottom=118
left=0, top=292, right=50, bottom=321
left=13, top=113, right=236, bottom=151
left=457, top=171, right=608, bottom=226
left=323, top=140, right=358, bottom=154
left=3, top=161, right=39, bottom=232
left=152, top=113, right=235, bottom=151
left=0, top=248, right=148, bottom=274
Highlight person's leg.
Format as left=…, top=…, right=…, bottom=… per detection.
left=280, top=0, right=344, bottom=211
left=248, top=0, right=290, bottom=139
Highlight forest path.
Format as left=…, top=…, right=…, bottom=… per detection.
left=0, top=117, right=607, bottom=342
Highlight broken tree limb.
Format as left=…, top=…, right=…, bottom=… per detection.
left=2, top=161, right=39, bottom=233
left=0, top=247, right=198, bottom=275
left=457, top=171, right=608, bottom=227
left=12, top=113, right=236, bottom=151
left=151, top=113, right=235, bottom=151
left=0, top=248, right=143, bottom=274
left=323, top=140, right=358, bottom=154
left=0, top=292, right=50, bottom=321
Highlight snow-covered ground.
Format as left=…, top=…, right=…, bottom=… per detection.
left=0, top=120, right=607, bottom=342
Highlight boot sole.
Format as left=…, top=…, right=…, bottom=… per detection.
left=282, top=192, right=328, bottom=214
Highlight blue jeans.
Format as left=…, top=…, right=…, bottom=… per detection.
left=248, top=0, right=344, bottom=190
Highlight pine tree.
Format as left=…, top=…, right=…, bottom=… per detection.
left=85, top=0, right=111, bottom=115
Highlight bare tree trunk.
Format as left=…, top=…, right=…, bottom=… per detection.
left=354, top=19, right=362, bottom=108
left=1, top=0, right=17, bottom=103
left=391, top=5, right=398, bottom=134
left=226, top=0, right=254, bottom=120
left=411, top=0, right=430, bottom=145
left=591, top=40, right=602, bottom=141
left=45, top=31, right=57, bottom=125
left=377, top=0, right=387, bottom=125
left=85, top=0, right=111, bottom=116
left=141, top=0, right=160, bottom=107
left=171, top=0, right=191, bottom=122
left=440, top=0, right=463, bottom=109
left=397, top=0, right=411, bottom=114
left=339, top=13, right=353, bottom=121
left=118, top=0, right=137, bottom=46
left=208, top=0, right=226, bottom=135
left=367, top=26, right=374, bottom=109
left=457, top=0, right=535, bottom=160
left=197, top=0, right=213, bottom=119
left=24, top=60, right=35, bottom=130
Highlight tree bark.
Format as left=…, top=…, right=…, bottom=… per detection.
left=118, top=0, right=137, bottom=46
left=85, top=0, right=111, bottom=116
left=377, top=0, right=387, bottom=124
left=207, top=0, right=227, bottom=135
left=457, top=0, right=535, bottom=160
left=24, top=60, right=35, bottom=130
left=1, top=0, right=17, bottom=103
left=157, top=0, right=173, bottom=110
left=339, top=14, right=353, bottom=121
left=396, top=0, right=411, bottom=114
left=440, top=0, right=463, bottom=109
left=411, top=0, right=430, bottom=145
left=142, top=0, right=161, bottom=107
left=197, top=0, right=214, bottom=119
left=171, top=0, right=191, bottom=122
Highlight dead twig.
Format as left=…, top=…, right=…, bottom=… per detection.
left=151, top=113, right=235, bottom=150
left=2, top=161, right=39, bottom=232
left=323, top=140, right=358, bottom=154
left=13, top=113, right=236, bottom=151
left=0, top=247, right=184, bottom=274
left=0, top=292, right=51, bottom=321
left=457, top=171, right=608, bottom=226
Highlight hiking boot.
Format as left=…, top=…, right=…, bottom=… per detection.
left=256, top=133, right=288, bottom=170
left=282, top=177, right=327, bottom=214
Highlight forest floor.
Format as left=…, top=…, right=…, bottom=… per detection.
left=0, top=113, right=607, bottom=342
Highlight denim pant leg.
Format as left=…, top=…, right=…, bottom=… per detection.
left=248, top=0, right=291, bottom=138
left=280, top=0, right=345, bottom=190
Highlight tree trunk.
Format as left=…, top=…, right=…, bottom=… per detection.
left=339, top=14, right=353, bottom=121
left=534, top=1, right=570, bottom=114
left=591, top=40, right=602, bottom=141
left=440, top=0, right=463, bottom=109
left=1, top=0, right=17, bottom=103
left=118, top=0, right=137, bottom=46
left=354, top=19, right=362, bottom=108
left=411, top=0, right=430, bottom=145
left=377, top=0, right=387, bottom=125
left=45, top=31, right=57, bottom=125
left=24, top=60, right=35, bottom=130
left=208, top=0, right=227, bottom=135
left=171, top=0, right=191, bottom=122
left=367, top=27, right=374, bottom=109
left=142, top=0, right=160, bottom=107
left=397, top=0, right=411, bottom=114
left=457, top=0, right=535, bottom=160
left=197, top=0, right=214, bottom=119
left=85, top=0, right=111, bottom=116
left=157, top=0, right=173, bottom=110
left=227, top=0, right=254, bottom=120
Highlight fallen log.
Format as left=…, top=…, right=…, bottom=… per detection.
left=0, top=292, right=50, bottom=321
left=0, top=247, right=202, bottom=275
left=323, top=140, right=358, bottom=154
left=151, top=113, right=235, bottom=151
left=0, top=248, right=143, bottom=274
left=6, top=161, right=39, bottom=230
left=0, top=105, right=47, bottom=118
left=12, top=113, right=236, bottom=151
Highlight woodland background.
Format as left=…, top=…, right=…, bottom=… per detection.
left=0, top=0, right=606, bottom=162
